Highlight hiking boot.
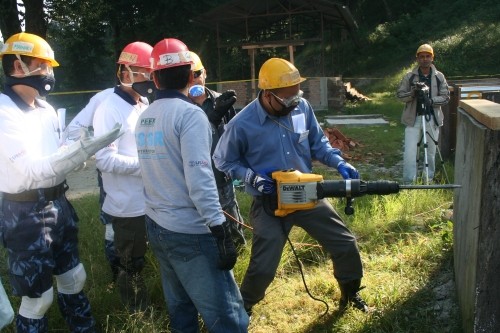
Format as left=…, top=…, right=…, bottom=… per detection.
left=338, top=279, right=369, bottom=313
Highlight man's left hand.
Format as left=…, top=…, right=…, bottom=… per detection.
left=337, top=161, right=360, bottom=180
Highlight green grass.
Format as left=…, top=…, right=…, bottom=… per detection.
left=0, top=188, right=461, bottom=333
left=317, top=92, right=404, bottom=172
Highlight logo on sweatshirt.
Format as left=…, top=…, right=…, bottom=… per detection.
left=140, top=118, right=155, bottom=126
left=188, top=160, right=209, bottom=167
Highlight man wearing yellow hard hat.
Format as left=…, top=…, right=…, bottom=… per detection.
left=214, top=58, right=370, bottom=316
left=397, top=44, right=450, bottom=184
left=187, top=51, right=247, bottom=247
left=0, top=32, right=121, bottom=332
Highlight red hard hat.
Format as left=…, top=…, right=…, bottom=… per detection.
left=117, top=41, right=153, bottom=69
left=151, top=38, right=192, bottom=71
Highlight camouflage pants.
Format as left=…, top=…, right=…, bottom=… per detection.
left=0, top=195, right=95, bottom=332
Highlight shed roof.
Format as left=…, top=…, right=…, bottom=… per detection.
left=194, top=0, right=358, bottom=46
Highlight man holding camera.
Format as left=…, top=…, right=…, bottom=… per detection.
left=397, top=44, right=450, bottom=184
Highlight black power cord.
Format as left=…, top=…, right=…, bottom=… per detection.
left=282, top=221, right=330, bottom=317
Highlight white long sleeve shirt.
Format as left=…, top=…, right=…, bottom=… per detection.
left=0, top=91, right=65, bottom=193
left=93, top=88, right=148, bottom=217
left=62, top=88, right=114, bottom=143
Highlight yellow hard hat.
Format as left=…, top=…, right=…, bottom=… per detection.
left=258, top=58, right=306, bottom=90
left=416, top=44, right=434, bottom=57
left=190, top=51, right=204, bottom=71
left=0, top=32, right=59, bottom=67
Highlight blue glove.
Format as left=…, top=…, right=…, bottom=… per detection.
left=337, top=161, right=359, bottom=180
left=245, top=168, right=276, bottom=194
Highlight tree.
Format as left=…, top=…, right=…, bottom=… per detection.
left=23, top=0, right=46, bottom=36
left=0, top=0, right=21, bottom=39
left=0, top=0, right=47, bottom=40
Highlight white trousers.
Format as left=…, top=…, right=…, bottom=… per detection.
left=403, top=116, right=440, bottom=183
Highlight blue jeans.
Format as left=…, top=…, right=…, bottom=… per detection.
left=145, top=216, right=248, bottom=333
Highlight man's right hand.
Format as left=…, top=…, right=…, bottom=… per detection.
left=244, top=168, right=276, bottom=194
left=207, top=90, right=237, bottom=125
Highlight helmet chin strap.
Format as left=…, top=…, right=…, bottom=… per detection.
left=11, top=54, right=38, bottom=77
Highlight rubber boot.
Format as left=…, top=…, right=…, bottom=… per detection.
left=338, top=279, right=369, bottom=313
left=104, top=239, right=120, bottom=283
left=116, top=268, right=150, bottom=313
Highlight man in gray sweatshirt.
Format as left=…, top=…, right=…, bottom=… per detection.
left=135, top=38, right=248, bottom=332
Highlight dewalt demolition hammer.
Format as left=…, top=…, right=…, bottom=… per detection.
left=263, top=169, right=460, bottom=217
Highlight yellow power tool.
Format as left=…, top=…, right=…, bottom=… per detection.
left=264, top=169, right=460, bottom=217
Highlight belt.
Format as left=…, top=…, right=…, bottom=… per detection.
left=3, top=182, right=68, bottom=202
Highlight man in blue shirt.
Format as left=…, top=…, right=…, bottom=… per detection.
left=213, top=58, right=370, bottom=315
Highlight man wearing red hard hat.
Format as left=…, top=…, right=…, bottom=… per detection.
left=93, top=41, right=154, bottom=313
left=135, top=38, right=248, bottom=332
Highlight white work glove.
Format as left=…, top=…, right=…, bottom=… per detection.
left=49, top=123, right=123, bottom=177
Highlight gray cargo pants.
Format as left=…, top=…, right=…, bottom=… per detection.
left=240, top=197, right=363, bottom=308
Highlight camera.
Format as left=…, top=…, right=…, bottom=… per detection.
left=414, top=81, right=429, bottom=92
left=414, top=81, right=429, bottom=100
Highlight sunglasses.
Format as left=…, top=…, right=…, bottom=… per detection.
left=269, top=90, right=304, bottom=107
left=193, top=69, right=204, bottom=79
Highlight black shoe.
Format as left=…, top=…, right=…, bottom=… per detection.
left=338, top=280, right=369, bottom=313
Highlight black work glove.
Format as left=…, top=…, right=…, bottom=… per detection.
left=209, top=221, right=237, bottom=270
left=207, top=90, right=237, bottom=125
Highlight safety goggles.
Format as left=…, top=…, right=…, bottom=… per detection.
left=16, top=55, right=54, bottom=76
left=129, top=71, right=152, bottom=80
left=269, top=90, right=303, bottom=107
left=193, top=69, right=204, bottom=79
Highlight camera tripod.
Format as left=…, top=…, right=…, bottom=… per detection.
left=415, top=87, right=449, bottom=184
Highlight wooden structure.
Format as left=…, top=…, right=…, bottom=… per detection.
left=440, top=78, right=500, bottom=159
left=194, top=0, right=358, bottom=98
left=453, top=99, right=500, bottom=333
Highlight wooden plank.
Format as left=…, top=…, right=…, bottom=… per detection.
left=454, top=109, right=486, bottom=333
left=475, top=127, right=500, bottom=332
left=459, top=99, right=500, bottom=130
left=454, top=107, right=500, bottom=333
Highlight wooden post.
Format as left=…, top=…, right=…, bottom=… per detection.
left=248, top=48, right=256, bottom=99
left=453, top=99, right=500, bottom=333
left=242, top=41, right=305, bottom=99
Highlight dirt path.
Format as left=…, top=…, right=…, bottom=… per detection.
left=65, top=158, right=99, bottom=200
